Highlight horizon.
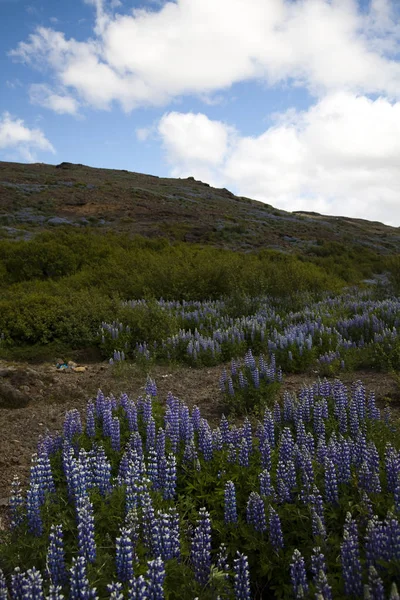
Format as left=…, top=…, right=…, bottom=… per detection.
left=1, top=0, right=400, bottom=227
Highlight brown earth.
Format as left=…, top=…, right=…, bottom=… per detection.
left=0, top=359, right=399, bottom=528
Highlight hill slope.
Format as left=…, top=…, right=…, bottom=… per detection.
left=1, top=160, right=399, bottom=253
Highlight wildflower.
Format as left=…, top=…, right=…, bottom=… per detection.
left=269, top=506, right=284, bottom=551
left=191, top=508, right=212, bottom=586
left=233, top=552, right=251, bottom=600
left=116, top=527, right=134, bottom=583
left=290, top=549, right=308, bottom=599
left=47, top=524, right=67, bottom=587
left=224, top=481, right=238, bottom=524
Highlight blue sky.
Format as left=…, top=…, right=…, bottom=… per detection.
left=1, top=0, right=400, bottom=225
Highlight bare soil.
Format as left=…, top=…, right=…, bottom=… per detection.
left=0, top=359, right=399, bottom=527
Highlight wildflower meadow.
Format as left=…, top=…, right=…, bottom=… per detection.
left=0, top=370, right=400, bottom=599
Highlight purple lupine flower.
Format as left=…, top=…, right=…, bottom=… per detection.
left=286, top=460, right=297, bottom=494
left=107, top=582, right=124, bottom=600
left=47, top=585, right=64, bottom=600
left=341, top=514, right=363, bottom=597
left=27, top=483, right=43, bottom=536
left=116, top=527, right=134, bottom=583
left=367, top=566, right=385, bottom=600
left=158, top=508, right=180, bottom=560
left=365, top=515, right=390, bottom=569
left=310, top=500, right=327, bottom=538
left=259, top=469, right=275, bottom=499
left=95, top=389, right=105, bottom=419
left=86, top=401, right=96, bottom=438
left=212, top=428, right=223, bottom=452
left=146, top=557, right=165, bottom=600
left=314, top=569, right=333, bottom=600
left=220, top=415, right=230, bottom=445
left=216, top=543, right=230, bottom=581
left=278, top=428, right=294, bottom=463
left=128, top=576, right=148, bottom=600
left=191, top=508, right=212, bottom=586
left=147, top=447, right=159, bottom=490
left=246, top=492, right=266, bottom=533
left=102, top=405, right=113, bottom=438
left=163, top=453, right=177, bottom=500
left=260, top=439, right=271, bottom=471
left=76, top=495, right=96, bottom=563
left=359, top=460, right=372, bottom=492
left=311, top=546, right=327, bottom=580
left=47, top=524, right=67, bottom=587
left=111, top=416, right=121, bottom=452
left=21, top=568, right=44, bottom=600
left=233, top=552, right=251, bottom=600
left=142, top=492, right=161, bottom=557
left=145, top=377, right=157, bottom=398
left=146, top=417, right=156, bottom=452
left=273, top=401, right=281, bottom=424
left=11, top=567, right=24, bottom=600
left=199, top=423, right=213, bottom=462
left=131, top=432, right=144, bottom=462
left=385, top=443, right=400, bottom=493
left=0, top=570, right=7, bottom=600
left=337, top=440, right=351, bottom=484
left=269, top=506, right=284, bottom=551
left=263, top=409, right=275, bottom=448
left=63, top=409, right=82, bottom=443
left=125, top=401, right=138, bottom=432
left=290, top=550, right=309, bottom=599
left=316, top=437, right=327, bottom=465
left=125, top=505, right=140, bottom=545
left=367, top=392, right=380, bottom=420
left=92, top=445, right=112, bottom=497
left=227, top=443, right=237, bottom=464
left=242, top=418, right=253, bottom=452
left=10, top=475, right=25, bottom=529
left=276, top=460, right=291, bottom=504
left=192, top=405, right=201, bottom=431
left=238, top=437, right=250, bottom=468
left=387, top=513, right=400, bottom=561
left=349, top=400, right=360, bottom=439
left=224, top=481, right=238, bottom=524
left=324, top=458, right=338, bottom=505
left=69, top=556, right=97, bottom=600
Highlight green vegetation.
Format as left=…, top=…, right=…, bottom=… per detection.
left=0, top=228, right=397, bottom=363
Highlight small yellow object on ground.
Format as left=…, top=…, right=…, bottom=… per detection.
left=74, top=366, right=86, bottom=373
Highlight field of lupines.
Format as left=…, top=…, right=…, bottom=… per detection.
left=1, top=372, right=400, bottom=599
left=100, top=291, right=400, bottom=376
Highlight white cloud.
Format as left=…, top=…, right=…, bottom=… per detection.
left=9, top=0, right=400, bottom=111
left=155, top=93, right=400, bottom=226
left=29, top=83, right=79, bottom=115
left=0, top=112, right=55, bottom=162
left=29, top=83, right=80, bottom=115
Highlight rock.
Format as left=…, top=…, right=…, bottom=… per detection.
left=0, top=367, right=16, bottom=377
left=0, top=382, right=31, bottom=408
left=47, top=217, right=73, bottom=226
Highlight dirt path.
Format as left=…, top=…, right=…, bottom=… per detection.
left=0, top=360, right=399, bottom=511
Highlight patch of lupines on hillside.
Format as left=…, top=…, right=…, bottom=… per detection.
left=0, top=376, right=400, bottom=598
left=101, top=293, right=400, bottom=374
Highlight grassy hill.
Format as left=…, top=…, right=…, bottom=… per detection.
left=1, top=160, right=399, bottom=253
left=0, top=159, right=399, bottom=362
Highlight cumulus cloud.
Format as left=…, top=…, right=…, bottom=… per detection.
left=156, top=94, right=400, bottom=226
left=9, top=0, right=400, bottom=112
left=29, top=83, right=80, bottom=115
left=0, top=112, right=55, bottom=162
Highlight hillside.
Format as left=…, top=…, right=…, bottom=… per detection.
left=1, top=160, right=399, bottom=253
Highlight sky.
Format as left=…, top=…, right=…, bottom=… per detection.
left=1, top=0, right=400, bottom=226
